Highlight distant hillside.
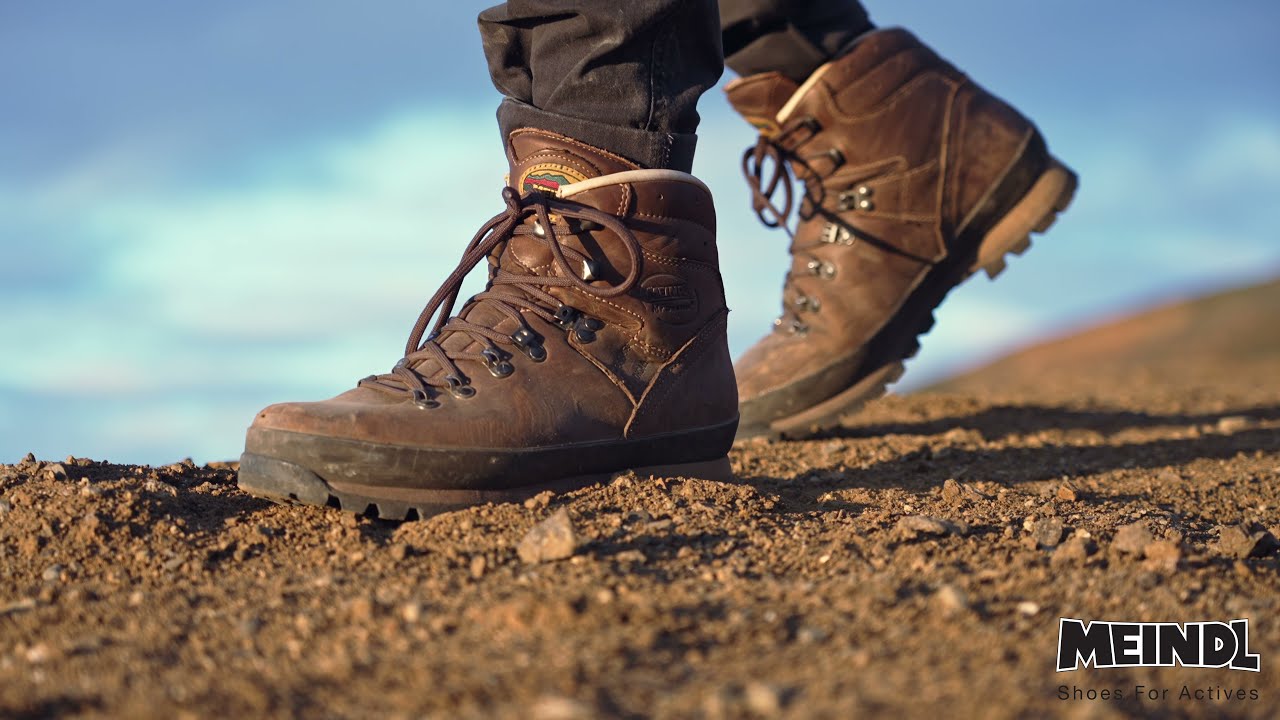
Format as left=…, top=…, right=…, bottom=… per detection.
left=926, top=277, right=1280, bottom=397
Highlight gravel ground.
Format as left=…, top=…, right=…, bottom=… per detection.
left=2, top=301, right=1279, bottom=718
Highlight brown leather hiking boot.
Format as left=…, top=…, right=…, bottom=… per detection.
left=726, top=28, right=1078, bottom=440
left=237, top=129, right=738, bottom=520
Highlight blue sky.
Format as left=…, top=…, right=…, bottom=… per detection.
left=2, top=1, right=1278, bottom=464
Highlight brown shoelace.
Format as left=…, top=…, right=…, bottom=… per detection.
left=741, top=119, right=835, bottom=335
left=359, top=186, right=642, bottom=407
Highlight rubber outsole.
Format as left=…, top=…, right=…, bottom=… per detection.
left=737, top=156, right=1078, bottom=442
left=238, top=452, right=733, bottom=521
left=237, top=419, right=738, bottom=521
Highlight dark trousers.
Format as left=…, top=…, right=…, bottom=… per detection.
left=479, top=0, right=874, bottom=172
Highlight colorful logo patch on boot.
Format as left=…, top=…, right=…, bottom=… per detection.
left=518, top=163, right=589, bottom=195
left=746, top=115, right=781, bottom=138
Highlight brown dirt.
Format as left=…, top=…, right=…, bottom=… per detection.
left=4, top=282, right=1280, bottom=719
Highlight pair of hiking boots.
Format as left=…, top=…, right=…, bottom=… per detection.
left=238, top=29, right=1077, bottom=519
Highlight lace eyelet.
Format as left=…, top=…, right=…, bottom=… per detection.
left=511, top=327, right=547, bottom=361
left=481, top=347, right=515, bottom=378
left=444, top=374, right=476, bottom=399
left=411, top=389, right=440, bottom=409
left=554, top=304, right=581, bottom=328
left=820, top=223, right=853, bottom=245
left=572, top=317, right=603, bottom=343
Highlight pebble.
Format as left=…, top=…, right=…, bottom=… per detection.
left=614, top=550, right=647, bottom=564
left=1032, top=518, right=1067, bottom=548
left=42, top=564, right=64, bottom=582
left=934, top=584, right=969, bottom=614
left=1143, top=540, right=1182, bottom=571
left=896, top=515, right=969, bottom=539
left=348, top=596, right=376, bottom=622
left=743, top=682, right=786, bottom=718
left=1016, top=601, right=1041, bottom=616
left=1215, top=415, right=1250, bottom=433
left=401, top=602, right=423, bottom=624
left=1215, top=524, right=1280, bottom=559
left=42, top=463, right=68, bottom=481
left=0, top=498, right=10, bottom=515
left=941, top=478, right=990, bottom=506
left=470, top=555, right=487, bottom=579
left=517, top=509, right=579, bottom=563
left=523, top=491, right=555, bottom=510
left=25, top=643, right=53, bottom=664
left=1055, top=482, right=1080, bottom=502
left=1111, top=521, right=1154, bottom=555
left=1051, top=535, right=1097, bottom=567
left=529, top=695, right=593, bottom=720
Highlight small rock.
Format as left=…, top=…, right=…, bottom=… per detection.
left=517, top=508, right=579, bottom=563
left=795, top=625, right=828, bottom=644
left=348, top=596, right=376, bottom=622
left=941, top=478, right=989, bottom=506
left=524, top=490, right=555, bottom=510
left=469, top=555, right=487, bottom=579
left=400, top=602, right=423, bottom=624
left=530, top=695, right=593, bottom=720
left=614, top=549, right=648, bottom=564
left=934, top=584, right=969, bottom=615
left=0, top=497, right=11, bottom=515
left=1215, top=416, right=1250, bottom=434
left=1215, top=524, right=1280, bottom=559
left=388, top=543, right=410, bottom=562
left=1112, top=521, right=1154, bottom=555
left=25, top=643, right=53, bottom=664
left=1143, top=540, right=1182, bottom=571
left=42, top=463, right=68, bottom=481
left=1051, top=535, right=1098, bottom=567
left=42, top=564, right=65, bottom=582
left=1055, top=482, right=1080, bottom=502
left=896, top=515, right=968, bottom=539
left=743, top=682, right=786, bottom=718
left=1016, top=601, right=1041, bottom=616
left=1033, top=518, right=1067, bottom=548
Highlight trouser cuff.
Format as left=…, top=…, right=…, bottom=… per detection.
left=497, top=99, right=698, bottom=173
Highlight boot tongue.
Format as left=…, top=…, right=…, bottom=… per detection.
left=507, top=128, right=639, bottom=194
left=724, top=72, right=800, bottom=136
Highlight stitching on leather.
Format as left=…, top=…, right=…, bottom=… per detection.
left=639, top=249, right=717, bottom=272
left=522, top=149, right=599, bottom=179
left=626, top=310, right=725, bottom=436
left=510, top=129, right=638, bottom=170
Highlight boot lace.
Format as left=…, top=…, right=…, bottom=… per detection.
left=741, top=118, right=838, bottom=336
left=358, top=186, right=642, bottom=407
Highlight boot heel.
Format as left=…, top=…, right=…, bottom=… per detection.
left=972, top=157, right=1079, bottom=279
left=625, top=456, right=733, bottom=483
